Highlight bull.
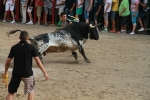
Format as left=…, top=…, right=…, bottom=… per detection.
left=9, top=22, right=100, bottom=63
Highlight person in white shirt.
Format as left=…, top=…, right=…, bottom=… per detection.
left=3, top=0, right=16, bottom=23
left=55, top=0, right=65, bottom=20
left=102, top=0, right=112, bottom=33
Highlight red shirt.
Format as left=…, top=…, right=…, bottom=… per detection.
left=35, top=0, right=44, bottom=6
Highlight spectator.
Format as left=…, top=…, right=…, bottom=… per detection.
left=84, top=0, right=93, bottom=23
left=130, top=0, right=139, bottom=34
left=57, top=12, right=70, bottom=27
left=20, top=0, right=28, bottom=24
left=75, top=0, right=84, bottom=20
left=102, top=0, right=112, bottom=33
left=44, top=0, right=53, bottom=26
left=3, top=0, right=15, bottom=23
left=109, top=0, right=119, bottom=33
left=55, top=0, right=65, bottom=20
left=118, top=0, right=130, bottom=33
left=26, top=0, right=34, bottom=25
left=138, top=0, right=147, bottom=31
left=93, top=0, right=102, bottom=26
left=65, top=0, right=76, bottom=20
left=35, top=0, right=44, bottom=25
left=4, top=30, right=49, bottom=100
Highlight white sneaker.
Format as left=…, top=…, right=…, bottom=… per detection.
left=10, top=20, right=15, bottom=24
left=130, top=32, right=135, bottom=35
left=26, top=21, right=33, bottom=25
left=138, top=28, right=144, bottom=31
left=3, top=20, right=6, bottom=22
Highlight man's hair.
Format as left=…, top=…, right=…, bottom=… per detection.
left=19, top=31, right=29, bottom=41
left=60, top=12, right=66, bottom=17
left=8, top=30, right=29, bottom=41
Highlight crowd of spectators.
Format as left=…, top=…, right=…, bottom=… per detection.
left=1, top=0, right=149, bottom=34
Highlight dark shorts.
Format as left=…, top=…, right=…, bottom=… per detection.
left=8, top=75, right=21, bottom=94
left=8, top=75, right=35, bottom=94
left=120, top=15, right=129, bottom=26
left=139, top=11, right=147, bottom=20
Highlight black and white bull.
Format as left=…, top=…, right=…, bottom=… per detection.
left=31, top=22, right=99, bottom=63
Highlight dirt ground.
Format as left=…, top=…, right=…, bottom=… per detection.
left=0, top=22, right=150, bottom=100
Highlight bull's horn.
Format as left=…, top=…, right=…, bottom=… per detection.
left=89, top=24, right=96, bottom=28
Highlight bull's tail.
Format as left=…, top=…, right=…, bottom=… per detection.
left=7, top=29, right=22, bottom=37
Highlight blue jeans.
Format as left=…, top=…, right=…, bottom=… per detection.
left=131, top=11, right=138, bottom=25
left=65, top=8, right=74, bottom=20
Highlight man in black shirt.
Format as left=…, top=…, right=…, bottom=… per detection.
left=3, top=30, right=49, bottom=100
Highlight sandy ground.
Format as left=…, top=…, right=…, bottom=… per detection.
left=0, top=21, right=150, bottom=100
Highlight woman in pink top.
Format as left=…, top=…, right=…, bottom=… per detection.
left=130, top=0, right=139, bottom=34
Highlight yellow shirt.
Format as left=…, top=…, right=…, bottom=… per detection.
left=111, top=0, right=119, bottom=11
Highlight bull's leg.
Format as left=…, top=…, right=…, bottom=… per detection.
left=78, top=45, right=91, bottom=63
left=38, top=43, right=50, bottom=55
left=72, top=51, right=78, bottom=61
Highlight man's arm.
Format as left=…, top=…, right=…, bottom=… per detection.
left=70, top=1, right=76, bottom=12
left=34, top=57, right=49, bottom=80
left=87, top=0, right=93, bottom=12
left=4, top=58, right=12, bottom=75
left=56, top=0, right=65, bottom=6
left=119, top=7, right=126, bottom=16
left=77, top=0, right=84, bottom=8
left=104, top=3, right=110, bottom=14
left=96, top=5, right=101, bottom=16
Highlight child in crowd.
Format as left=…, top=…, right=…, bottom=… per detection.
left=3, top=0, right=15, bottom=23
left=130, top=0, right=139, bottom=34
left=26, top=0, right=34, bottom=25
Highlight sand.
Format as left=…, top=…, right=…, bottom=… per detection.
left=0, top=21, right=150, bottom=100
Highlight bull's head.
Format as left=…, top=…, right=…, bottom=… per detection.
left=89, top=22, right=100, bottom=40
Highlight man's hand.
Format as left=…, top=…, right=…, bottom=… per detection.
left=44, top=72, right=49, bottom=80
left=23, top=4, right=27, bottom=7
left=119, top=12, right=122, bottom=16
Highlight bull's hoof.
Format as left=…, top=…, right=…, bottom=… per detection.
left=85, top=59, right=91, bottom=63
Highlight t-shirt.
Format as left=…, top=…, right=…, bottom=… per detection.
left=85, top=0, right=92, bottom=10
left=57, top=20, right=70, bottom=27
left=65, top=0, right=76, bottom=10
left=55, top=0, right=65, bottom=8
left=44, top=0, right=52, bottom=8
left=20, top=0, right=26, bottom=4
left=130, top=0, right=139, bottom=12
left=35, top=0, right=44, bottom=6
left=104, top=0, right=112, bottom=12
left=77, top=0, right=83, bottom=8
left=7, top=0, right=13, bottom=3
left=94, top=0, right=102, bottom=12
left=119, top=0, right=130, bottom=16
left=111, top=0, right=119, bottom=11
left=8, top=41, right=38, bottom=77
left=27, top=0, right=35, bottom=7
